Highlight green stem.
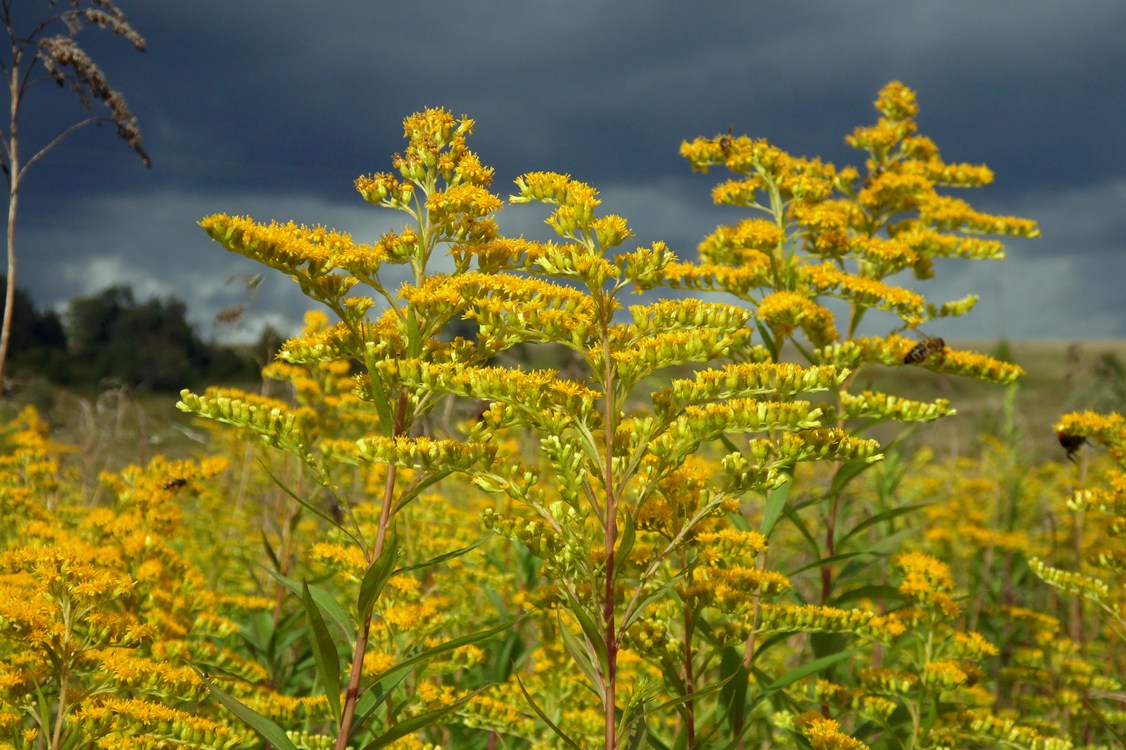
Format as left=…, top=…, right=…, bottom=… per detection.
left=335, top=388, right=409, bottom=750
left=602, top=330, right=618, bottom=750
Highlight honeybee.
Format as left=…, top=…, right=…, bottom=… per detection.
left=717, top=125, right=734, bottom=158
left=162, top=477, right=188, bottom=491
left=903, top=336, right=946, bottom=365
left=861, top=166, right=884, bottom=191
left=1057, top=432, right=1087, bottom=465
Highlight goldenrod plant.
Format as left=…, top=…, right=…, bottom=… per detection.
left=1030, top=410, right=1126, bottom=744
left=170, top=84, right=1052, bottom=749
left=183, top=111, right=525, bottom=749
left=0, top=408, right=260, bottom=749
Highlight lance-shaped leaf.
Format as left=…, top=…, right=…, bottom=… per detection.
left=265, top=568, right=354, bottom=646
left=195, top=670, right=299, bottom=750
left=358, top=533, right=400, bottom=619
left=516, top=673, right=585, bottom=750
left=302, top=581, right=342, bottom=722
left=359, top=690, right=483, bottom=750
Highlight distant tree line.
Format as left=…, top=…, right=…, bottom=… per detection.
left=2, top=277, right=265, bottom=391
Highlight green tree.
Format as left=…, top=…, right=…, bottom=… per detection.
left=67, top=285, right=216, bottom=390
left=0, top=0, right=150, bottom=390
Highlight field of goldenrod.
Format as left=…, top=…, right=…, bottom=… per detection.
left=2, top=83, right=1124, bottom=749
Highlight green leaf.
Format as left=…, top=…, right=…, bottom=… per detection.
left=563, top=590, right=609, bottom=677
left=760, top=469, right=793, bottom=538
left=358, top=532, right=400, bottom=618
left=302, top=581, right=342, bottom=722
left=614, top=511, right=636, bottom=578
left=830, top=585, right=904, bottom=607
left=351, top=668, right=412, bottom=738
left=259, top=460, right=364, bottom=548
left=621, top=706, right=648, bottom=750
left=719, top=646, right=749, bottom=737
left=406, top=307, right=421, bottom=358
left=748, top=649, right=856, bottom=710
left=558, top=611, right=603, bottom=694
left=371, top=618, right=521, bottom=683
left=265, top=567, right=354, bottom=646
left=780, top=502, right=819, bottom=558
left=197, top=670, right=299, bottom=750
left=621, top=574, right=683, bottom=633
left=393, top=468, right=454, bottom=513
left=648, top=676, right=731, bottom=714
left=516, top=672, right=585, bottom=750
left=837, top=503, right=931, bottom=548
left=726, top=510, right=751, bottom=532
left=755, top=320, right=778, bottom=362
left=786, top=551, right=867, bottom=578
left=829, top=458, right=876, bottom=497
left=359, top=690, right=481, bottom=750
left=394, top=535, right=488, bottom=576
left=260, top=530, right=281, bottom=570
left=367, top=371, right=395, bottom=436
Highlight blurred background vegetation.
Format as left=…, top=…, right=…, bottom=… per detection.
left=3, top=277, right=1126, bottom=477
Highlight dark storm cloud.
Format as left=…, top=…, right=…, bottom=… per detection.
left=14, top=1, right=1126, bottom=341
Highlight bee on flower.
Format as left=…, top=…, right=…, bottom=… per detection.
left=1056, top=431, right=1087, bottom=464
left=903, top=332, right=946, bottom=365
left=717, top=125, right=734, bottom=158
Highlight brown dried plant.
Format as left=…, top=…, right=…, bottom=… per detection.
left=0, top=0, right=150, bottom=389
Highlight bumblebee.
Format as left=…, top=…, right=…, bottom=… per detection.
left=903, top=336, right=946, bottom=365
left=1057, top=432, right=1087, bottom=465
left=162, top=477, right=188, bottom=491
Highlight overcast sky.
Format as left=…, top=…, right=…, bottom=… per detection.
left=11, top=1, right=1126, bottom=343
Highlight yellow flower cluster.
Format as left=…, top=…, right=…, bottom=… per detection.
left=680, top=565, right=790, bottom=611
left=656, top=362, right=847, bottom=417
left=933, top=348, right=1026, bottom=384
left=177, top=388, right=315, bottom=452
left=893, top=550, right=959, bottom=617
left=608, top=328, right=753, bottom=384
left=838, top=390, right=955, bottom=423
left=629, top=298, right=752, bottom=337
left=656, top=259, right=773, bottom=297
left=199, top=214, right=371, bottom=279
left=511, top=172, right=602, bottom=235
left=812, top=335, right=911, bottom=368
left=698, top=218, right=785, bottom=266
left=804, top=262, right=925, bottom=318
left=69, top=697, right=243, bottom=748
left=382, top=359, right=600, bottom=426
left=758, top=603, right=874, bottom=635
left=780, top=712, right=870, bottom=750
left=657, top=399, right=824, bottom=456
left=756, top=291, right=838, bottom=346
